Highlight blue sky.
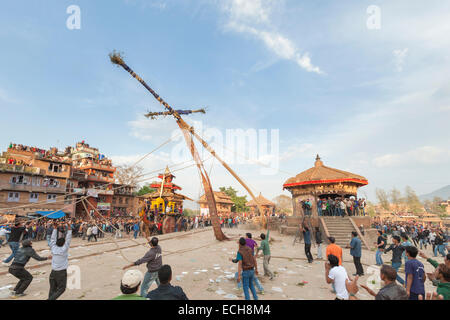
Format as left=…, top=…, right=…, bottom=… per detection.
left=1, top=0, right=450, bottom=207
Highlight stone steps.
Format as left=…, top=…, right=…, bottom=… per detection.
left=322, top=217, right=368, bottom=249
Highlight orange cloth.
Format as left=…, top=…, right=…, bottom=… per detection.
left=326, top=243, right=343, bottom=265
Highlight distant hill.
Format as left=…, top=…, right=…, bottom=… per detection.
left=419, top=185, right=450, bottom=201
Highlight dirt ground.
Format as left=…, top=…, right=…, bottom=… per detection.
left=0, top=226, right=443, bottom=300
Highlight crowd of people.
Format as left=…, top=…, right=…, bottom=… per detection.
left=300, top=197, right=367, bottom=217
left=320, top=219, right=449, bottom=300
left=1, top=211, right=449, bottom=301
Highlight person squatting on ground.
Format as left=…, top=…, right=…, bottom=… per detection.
left=8, top=239, right=51, bottom=297
left=147, top=265, right=188, bottom=300
left=112, top=270, right=147, bottom=300
left=3, top=222, right=27, bottom=265
left=123, top=237, right=162, bottom=297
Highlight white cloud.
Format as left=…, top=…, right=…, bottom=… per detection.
left=373, top=146, right=450, bottom=168
left=127, top=114, right=178, bottom=141
left=0, top=88, right=19, bottom=105
left=223, top=0, right=272, bottom=24
left=280, top=143, right=313, bottom=161
left=393, top=48, right=408, bottom=72
left=220, top=0, right=322, bottom=74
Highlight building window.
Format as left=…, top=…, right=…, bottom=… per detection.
left=10, top=175, right=28, bottom=185
left=29, top=193, right=39, bottom=203
left=48, top=163, right=62, bottom=173
left=32, top=176, right=41, bottom=186
left=43, top=178, right=60, bottom=188
left=47, top=194, right=57, bottom=203
left=125, top=197, right=129, bottom=204
left=8, top=192, right=20, bottom=202
left=64, top=195, right=72, bottom=204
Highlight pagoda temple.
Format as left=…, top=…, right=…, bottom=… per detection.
left=140, top=166, right=192, bottom=216
left=283, top=155, right=368, bottom=217
left=246, top=193, right=275, bottom=216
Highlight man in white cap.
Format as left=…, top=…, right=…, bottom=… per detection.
left=112, top=269, right=147, bottom=300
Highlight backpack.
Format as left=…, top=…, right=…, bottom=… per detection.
left=238, top=246, right=255, bottom=271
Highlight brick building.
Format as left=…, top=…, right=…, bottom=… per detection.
left=0, top=142, right=138, bottom=219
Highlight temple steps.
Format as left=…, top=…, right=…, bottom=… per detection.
left=322, top=217, right=368, bottom=249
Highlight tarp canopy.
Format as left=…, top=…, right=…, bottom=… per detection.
left=35, top=210, right=66, bottom=219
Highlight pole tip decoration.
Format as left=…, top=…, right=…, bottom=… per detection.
left=109, top=50, right=125, bottom=66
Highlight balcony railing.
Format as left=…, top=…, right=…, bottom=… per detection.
left=0, top=182, right=67, bottom=193
left=0, top=163, right=41, bottom=175
left=86, top=175, right=115, bottom=183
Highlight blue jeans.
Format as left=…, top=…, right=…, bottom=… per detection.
left=46, top=235, right=52, bottom=246
left=235, top=272, right=264, bottom=292
left=375, top=249, right=383, bottom=265
left=435, top=244, right=446, bottom=257
left=391, top=262, right=405, bottom=285
left=318, top=207, right=322, bottom=216
left=3, top=242, right=20, bottom=263
left=133, top=231, right=138, bottom=239
left=419, top=239, right=427, bottom=249
left=141, top=271, right=160, bottom=297
left=241, top=270, right=258, bottom=300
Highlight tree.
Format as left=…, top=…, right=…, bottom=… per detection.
left=115, top=164, right=144, bottom=187
left=390, top=187, right=402, bottom=211
left=375, top=188, right=390, bottom=211
left=404, top=186, right=423, bottom=214
left=183, top=208, right=200, bottom=217
left=273, top=195, right=293, bottom=214
left=219, top=186, right=249, bottom=213
left=136, top=184, right=156, bottom=196
left=427, top=197, right=446, bottom=216
left=365, top=201, right=377, bottom=217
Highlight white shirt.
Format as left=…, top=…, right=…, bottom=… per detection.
left=328, top=266, right=349, bottom=300
left=92, top=226, right=98, bottom=234
left=0, top=228, right=8, bottom=236
left=50, top=229, right=72, bottom=271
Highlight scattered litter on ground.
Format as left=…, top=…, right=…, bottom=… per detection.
left=182, top=272, right=188, bottom=275
left=282, top=283, right=287, bottom=286
left=70, top=259, right=80, bottom=263
left=286, top=270, right=296, bottom=274
left=224, top=294, right=237, bottom=299
left=193, top=272, right=199, bottom=275
left=272, top=287, right=283, bottom=293
left=215, top=289, right=226, bottom=295
left=176, top=276, right=183, bottom=281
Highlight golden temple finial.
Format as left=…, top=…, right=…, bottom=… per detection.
left=315, top=154, right=323, bottom=167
